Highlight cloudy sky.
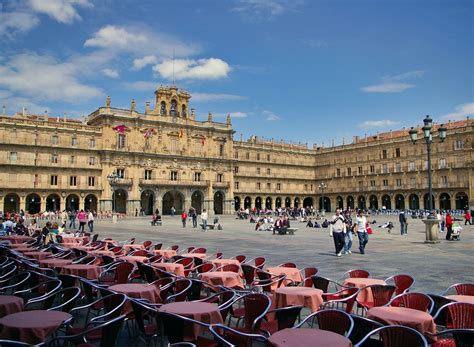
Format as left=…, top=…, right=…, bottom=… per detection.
left=0, top=0, right=472, bottom=145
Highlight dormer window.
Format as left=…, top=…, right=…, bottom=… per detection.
left=160, top=101, right=166, bottom=115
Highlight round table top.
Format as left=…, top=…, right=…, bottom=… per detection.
left=275, top=287, right=324, bottom=296
left=344, top=278, right=386, bottom=286
left=446, top=295, right=474, bottom=304
left=202, top=271, right=239, bottom=279
left=23, top=251, right=51, bottom=256
left=62, top=264, right=99, bottom=270
left=39, top=259, right=72, bottom=265
left=160, top=302, right=219, bottom=315
left=181, top=253, right=207, bottom=259
left=109, top=283, right=154, bottom=294
left=0, top=310, right=72, bottom=329
left=0, top=296, right=23, bottom=307
left=268, top=328, right=352, bottom=347
left=368, top=306, right=432, bottom=322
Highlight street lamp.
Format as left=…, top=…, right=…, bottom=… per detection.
left=107, top=171, right=119, bottom=223
left=408, top=116, right=447, bottom=219
left=318, top=182, right=327, bottom=215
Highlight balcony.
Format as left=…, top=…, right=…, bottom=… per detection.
left=213, top=181, right=230, bottom=189
left=114, top=178, right=133, bottom=186
left=139, top=179, right=207, bottom=187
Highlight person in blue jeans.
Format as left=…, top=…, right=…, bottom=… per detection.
left=343, top=213, right=353, bottom=254
left=356, top=210, right=368, bottom=254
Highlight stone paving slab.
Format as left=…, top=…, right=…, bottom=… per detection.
left=92, top=214, right=473, bottom=294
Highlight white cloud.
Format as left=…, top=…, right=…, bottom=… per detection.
left=359, top=119, right=400, bottom=130
left=0, top=89, right=50, bottom=115
left=101, top=68, right=119, bottom=78
left=153, top=58, right=231, bottom=81
left=0, top=53, right=103, bottom=102
left=192, top=93, right=246, bottom=102
left=29, top=0, right=92, bottom=24
left=0, top=11, right=40, bottom=38
left=232, top=0, right=303, bottom=21
left=132, top=55, right=158, bottom=70
left=123, top=81, right=158, bottom=91
left=263, top=110, right=280, bottom=121
left=361, top=70, right=424, bottom=93
left=85, top=25, right=147, bottom=49
left=441, top=102, right=474, bottom=121
left=214, top=111, right=249, bottom=118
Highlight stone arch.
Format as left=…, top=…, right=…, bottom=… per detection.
left=381, top=195, right=391, bottom=209
left=455, top=192, right=468, bottom=210
left=162, top=190, right=184, bottom=215
left=26, top=193, right=41, bottom=214
left=140, top=190, right=155, bottom=215
left=294, top=197, right=300, bottom=208
left=346, top=195, right=354, bottom=209
left=336, top=196, right=344, bottom=209
left=170, top=99, right=177, bottom=116
left=303, top=197, right=313, bottom=208
left=66, top=194, right=79, bottom=212
left=46, top=194, right=61, bottom=211
left=214, top=191, right=225, bottom=215
left=395, top=194, right=405, bottom=210
left=160, top=101, right=166, bottom=115
left=409, top=194, right=420, bottom=210
left=275, top=197, right=282, bottom=208
left=439, top=192, right=451, bottom=211
left=234, top=196, right=241, bottom=211
left=423, top=193, right=435, bottom=210
left=357, top=196, right=366, bottom=210
left=84, top=194, right=98, bottom=212
left=112, top=189, right=127, bottom=214
left=285, top=197, right=291, bottom=208
left=192, top=190, right=204, bottom=214
left=265, top=196, right=272, bottom=209
left=369, top=195, right=378, bottom=209
left=255, top=196, right=262, bottom=209
left=4, top=193, right=20, bottom=213
left=244, top=196, right=252, bottom=209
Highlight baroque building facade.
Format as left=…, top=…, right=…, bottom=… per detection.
left=0, top=85, right=472, bottom=216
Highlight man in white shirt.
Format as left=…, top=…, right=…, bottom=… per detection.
left=201, top=209, right=208, bottom=231
left=356, top=210, right=368, bottom=254
left=330, top=208, right=346, bottom=257
left=88, top=211, right=94, bottom=233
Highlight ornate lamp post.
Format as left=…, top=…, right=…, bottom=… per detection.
left=409, top=116, right=447, bottom=242
left=107, top=171, right=119, bottom=223
left=318, top=182, right=327, bottom=215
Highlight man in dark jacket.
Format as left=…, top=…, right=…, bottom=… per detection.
left=399, top=211, right=407, bottom=235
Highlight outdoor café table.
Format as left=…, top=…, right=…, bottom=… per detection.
left=11, top=246, right=35, bottom=252
left=159, top=302, right=223, bottom=341
left=267, top=328, right=352, bottom=347
left=267, top=267, right=303, bottom=287
left=118, top=256, right=149, bottom=265
left=63, top=244, right=95, bottom=251
left=152, top=263, right=185, bottom=277
left=22, top=251, right=52, bottom=261
left=367, top=306, right=436, bottom=339
left=0, top=310, right=72, bottom=344
left=62, top=264, right=101, bottom=280
left=0, top=235, right=33, bottom=244
left=153, top=249, right=177, bottom=258
left=274, top=287, right=324, bottom=312
left=122, top=244, right=145, bottom=253
left=200, top=271, right=244, bottom=289
left=446, top=295, right=474, bottom=304
left=38, top=258, right=73, bottom=269
left=0, top=296, right=24, bottom=318
left=343, top=278, right=387, bottom=302
left=61, top=236, right=88, bottom=244
left=109, top=283, right=161, bottom=311
left=89, top=250, right=116, bottom=257
left=181, top=253, right=207, bottom=259
left=10, top=243, right=34, bottom=249
left=211, top=259, right=241, bottom=270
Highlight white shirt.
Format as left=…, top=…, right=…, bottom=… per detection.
left=88, top=212, right=94, bottom=221
left=356, top=216, right=367, bottom=232
left=201, top=212, right=208, bottom=221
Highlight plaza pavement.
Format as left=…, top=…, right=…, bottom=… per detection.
left=93, top=214, right=473, bottom=294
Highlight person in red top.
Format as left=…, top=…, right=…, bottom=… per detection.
left=465, top=210, right=471, bottom=225
left=445, top=212, right=453, bottom=241
left=181, top=211, right=187, bottom=228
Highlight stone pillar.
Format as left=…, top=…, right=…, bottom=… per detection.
left=20, top=195, right=27, bottom=212
left=127, top=200, right=140, bottom=216
left=423, top=218, right=440, bottom=243
left=100, top=200, right=112, bottom=212
left=60, top=198, right=66, bottom=211
left=154, top=194, right=162, bottom=215
left=79, top=197, right=85, bottom=211
left=224, top=199, right=233, bottom=214
left=184, top=196, right=192, bottom=214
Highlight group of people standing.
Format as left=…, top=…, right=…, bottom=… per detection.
left=330, top=208, right=369, bottom=257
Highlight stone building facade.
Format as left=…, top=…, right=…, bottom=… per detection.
left=0, top=85, right=472, bottom=215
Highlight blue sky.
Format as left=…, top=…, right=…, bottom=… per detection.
left=0, top=0, right=472, bottom=145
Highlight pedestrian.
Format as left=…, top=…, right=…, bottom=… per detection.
left=181, top=210, right=187, bottom=228
left=445, top=212, right=454, bottom=240
left=191, top=208, right=197, bottom=228
left=343, top=212, right=353, bottom=254
left=68, top=210, right=76, bottom=229
left=171, top=206, right=176, bottom=216
left=356, top=210, right=369, bottom=254
left=399, top=211, right=407, bottom=235
left=87, top=210, right=94, bottom=232
left=464, top=210, right=471, bottom=225
left=329, top=208, right=346, bottom=257
left=201, top=209, right=208, bottom=231
left=77, top=210, right=87, bottom=232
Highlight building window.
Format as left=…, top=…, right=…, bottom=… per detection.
left=234, top=181, right=239, bottom=189
left=257, top=182, right=261, bottom=190
left=439, top=158, right=446, bottom=169
left=50, top=175, right=58, bottom=186
left=89, top=156, right=95, bottom=165
left=277, top=183, right=281, bottom=190
left=396, top=178, right=402, bottom=187
left=69, top=155, right=75, bottom=164
left=424, top=160, right=429, bottom=170
left=170, top=171, right=178, bottom=181
left=441, top=175, right=448, bottom=185
left=410, top=177, right=416, bottom=187
left=257, top=153, right=260, bottom=160
left=245, top=152, right=249, bottom=159
left=382, top=150, right=387, bottom=159
left=9, top=151, right=17, bottom=162
left=234, top=166, right=239, bottom=174
left=267, top=168, right=271, bottom=175
left=116, top=169, right=125, bottom=178
left=144, top=170, right=152, bottom=180
left=383, top=179, right=388, bottom=187
left=71, top=137, right=78, bottom=146
left=219, top=145, right=224, bottom=157
left=382, top=164, right=388, bottom=174
left=454, top=139, right=463, bottom=150
left=358, top=166, right=362, bottom=175
left=370, top=180, right=376, bottom=187
left=370, top=165, right=375, bottom=173
left=336, top=168, right=341, bottom=177
left=304, top=184, right=308, bottom=191
left=234, top=152, right=239, bottom=159
left=310, top=184, right=313, bottom=191
left=117, top=134, right=126, bottom=149
left=170, top=139, right=179, bottom=153
left=358, top=181, right=363, bottom=189
left=51, top=154, right=58, bottom=164
left=396, top=163, right=401, bottom=172
left=256, top=168, right=260, bottom=174
left=267, top=182, right=271, bottom=189
left=69, top=176, right=77, bottom=186
left=267, top=154, right=271, bottom=161
left=217, top=174, right=223, bottom=182
left=89, top=138, right=95, bottom=148
left=408, top=161, right=415, bottom=171
left=194, top=172, right=201, bottom=182
left=347, top=167, right=352, bottom=176
left=52, top=135, right=58, bottom=145
left=88, top=176, right=95, bottom=187
left=395, top=148, right=401, bottom=157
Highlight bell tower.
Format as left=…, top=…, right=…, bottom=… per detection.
left=153, top=85, right=191, bottom=117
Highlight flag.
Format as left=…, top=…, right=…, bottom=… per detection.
left=143, top=128, right=156, bottom=139
left=112, top=124, right=127, bottom=134
left=201, top=136, right=205, bottom=145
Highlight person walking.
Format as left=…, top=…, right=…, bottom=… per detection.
left=343, top=212, right=353, bottom=254
left=87, top=210, right=94, bottom=233
left=329, top=208, right=346, bottom=257
left=68, top=210, right=76, bottom=229
left=464, top=210, right=471, bottom=225
left=445, top=212, right=454, bottom=240
left=171, top=206, right=176, bottom=216
left=77, top=210, right=87, bottom=232
left=356, top=210, right=369, bottom=254
left=399, top=211, right=407, bottom=235
left=201, top=209, right=208, bottom=231
left=191, top=208, right=197, bottom=228
left=181, top=210, right=187, bottom=228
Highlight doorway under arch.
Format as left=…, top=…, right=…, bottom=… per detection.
left=265, top=197, right=272, bottom=210
left=303, top=197, right=313, bottom=208
left=294, top=197, right=300, bottom=208
left=439, top=193, right=451, bottom=210
left=66, top=194, right=79, bottom=212
left=4, top=193, right=20, bottom=213
left=455, top=192, right=468, bottom=210
left=234, top=196, right=241, bottom=211
left=409, top=194, right=420, bottom=210
left=395, top=194, right=405, bottom=210
left=357, top=196, right=366, bottom=210
left=46, top=194, right=60, bottom=211
left=369, top=195, right=378, bottom=209
left=382, top=195, right=391, bottom=209
left=141, top=191, right=154, bottom=215
left=26, top=193, right=41, bottom=214
left=285, top=197, right=291, bottom=208
left=255, top=197, right=262, bottom=210
left=244, top=196, right=251, bottom=209
left=214, top=191, right=224, bottom=215
left=192, top=191, right=204, bottom=214
left=336, top=196, right=343, bottom=209
left=275, top=197, right=282, bottom=208
left=423, top=193, right=435, bottom=210
left=112, top=189, right=127, bottom=214
left=162, top=190, right=184, bottom=215
left=84, top=194, right=98, bottom=212
left=319, top=197, right=331, bottom=211
left=346, top=196, right=354, bottom=209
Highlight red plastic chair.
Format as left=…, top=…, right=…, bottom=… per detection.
left=129, top=238, right=136, bottom=244
left=442, top=283, right=474, bottom=296
left=252, top=271, right=287, bottom=296
left=111, top=246, right=123, bottom=256
left=301, top=267, right=318, bottom=287
left=233, top=255, right=246, bottom=263
left=148, top=254, right=163, bottom=263
left=185, top=246, right=195, bottom=253
left=129, top=250, right=148, bottom=257
left=142, top=240, right=152, bottom=249
left=194, top=262, right=215, bottom=274
left=164, top=279, right=192, bottom=303
left=278, top=262, right=297, bottom=268
left=385, top=274, right=415, bottom=295
left=219, top=264, right=240, bottom=273
left=295, top=309, right=354, bottom=337
left=170, top=245, right=179, bottom=251
left=339, top=269, right=370, bottom=282
left=354, top=325, right=428, bottom=347
left=191, top=247, right=206, bottom=254
left=357, top=285, right=396, bottom=312
left=214, top=252, right=223, bottom=260
left=154, top=243, right=163, bottom=250
left=99, top=262, right=134, bottom=285
left=433, top=302, right=474, bottom=330
left=254, top=257, right=266, bottom=270
left=260, top=305, right=303, bottom=335
left=388, top=292, right=434, bottom=313
left=241, top=264, right=258, bottom=288
left=210, top=323, right=268, bottom=346
left=229, top=293, right=271, bottom=334
left=321, top=287, right=360, bottom=313
left=427, top=328, right=474, bottom=347
left=174, top=257, right=194, bottom=277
